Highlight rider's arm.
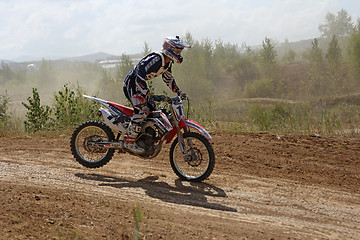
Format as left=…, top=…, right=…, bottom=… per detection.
left=162, top=66, right=180, bottom=94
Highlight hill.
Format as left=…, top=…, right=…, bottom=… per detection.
left=62, top=52, right=115, bottom=62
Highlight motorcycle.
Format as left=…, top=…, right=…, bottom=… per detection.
left=70, top=94, right=215, bottom=182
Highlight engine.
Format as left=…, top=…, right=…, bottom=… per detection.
left=137, top=121, right=161, bottom=152
left=136, top=112, right=172, bottom=155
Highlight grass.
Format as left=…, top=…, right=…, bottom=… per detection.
left=188, top=94, right=360, bottom=137
left=2, top=87, right=360, bottom=137
left=133, top=203, right=144, bottom=240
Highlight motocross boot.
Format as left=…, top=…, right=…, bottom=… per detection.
left=124, top=122, right=145, bottom=154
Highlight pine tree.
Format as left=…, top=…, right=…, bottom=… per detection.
left=258, top=37, right=277, bottom=79
left=348, top=20, right=360, bottom=80
left=326, top=35, right=346, bottom=93
left=307, top=38, right=326, bottom=97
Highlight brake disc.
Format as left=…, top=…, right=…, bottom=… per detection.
left=83, top=135, right=107, bottom=153
left=185, top=148, right=203, bottom=167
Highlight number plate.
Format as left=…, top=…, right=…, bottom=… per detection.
left=173, top=102, right=185, bottom=121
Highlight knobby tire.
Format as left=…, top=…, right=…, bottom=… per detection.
left=70, top=120, right=115, bottom=168
left=170, top=132, right=215, bottom=182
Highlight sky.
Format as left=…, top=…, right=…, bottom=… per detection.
left=1, top=0, right=359, bottom=61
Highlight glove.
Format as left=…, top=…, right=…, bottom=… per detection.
left=151, top=95, right=165, bottom=102
left=147, top=99, right=157, bottom=111
left=178, top=91, right=187, bottom=99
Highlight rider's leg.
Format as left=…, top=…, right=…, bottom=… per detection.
left=124, top=92, right=148, bottom=153
left=125, top=111, right=147, bottom=153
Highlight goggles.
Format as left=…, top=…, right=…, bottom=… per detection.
left=174, top=48, right=183, bottom=55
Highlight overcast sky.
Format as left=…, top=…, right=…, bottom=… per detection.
left=1, top=0, right=359, bottom=61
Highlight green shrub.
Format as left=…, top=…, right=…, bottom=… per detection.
left=21, top=85, right=99, bottom=132
left=249, top=103, right=312, bottom=133
left=22, top=88, right=52, bottom=132
left=249, top=105, right=274, bottom=131
left=53, top=83, right=99, bottom=128
left=243, top=78, right=274, bottom=98
left=0, top=93, right=11, bottom=133
left=0, top=93, right=10, bottom=122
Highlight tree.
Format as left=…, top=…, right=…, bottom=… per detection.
left=36, top=58, right=55, bottom=87
left=98, top=69, right=119, bottom=101
left=258, top=37, right=277, bottom=79
left=348, top=20, right=360, bottom=79
left=0, top=93, right=10, bottom=122
left=309, top=38, right=324, bottom=63
left=97, top=53, right=134, bottom=102
left=173, top=32, right=214, bottom=100
left=327, top=35, right=342, bottom=68
left=116, top=53, right=134, bottom=82
left=143, top=41, right=152, bottom=56
left=326, top=35, right=345, bottom=92
left=22, top=88, right=52, bottom=132
left=53, top=84, right=99, bottom=127
left=307, top=38, right=326, bottom=97
left=318, top=9, right=354, bottom=38
left=282, top=50, right=296, bottom=63
left=0, top=62, right=15, bottom=84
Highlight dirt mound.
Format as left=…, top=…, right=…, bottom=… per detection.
left=0, top=132, right=359, bottom=239
left=314, top=92, right=360, bottom=107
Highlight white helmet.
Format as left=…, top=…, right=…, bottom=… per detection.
left=162, top=36, right=191, bottom=63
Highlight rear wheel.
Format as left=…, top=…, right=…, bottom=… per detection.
left=70, top=120, right=115, bottom=168
left=170, top=132, right=215, bottom=182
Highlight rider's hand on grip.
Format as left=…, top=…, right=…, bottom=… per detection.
left=178, top=91, right=187, bottom=100
left=151, top=95, right=165, bottom=102
left=148, top=99, right=157, bottom=111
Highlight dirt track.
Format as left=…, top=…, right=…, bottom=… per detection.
left=0, top=132, right=359, bottom=239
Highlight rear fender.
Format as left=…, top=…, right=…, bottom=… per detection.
left=83, top=95, right=134, bottom=117
left=166, top=119, right=212, bottom=143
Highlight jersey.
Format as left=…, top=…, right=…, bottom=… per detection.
left=124, top=52, right=179, bottom=96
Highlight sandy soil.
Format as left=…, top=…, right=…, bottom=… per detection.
left=0, top=131, right=359, bottom=239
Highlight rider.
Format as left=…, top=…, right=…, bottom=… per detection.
left=123, top=36, right=190, bottom=153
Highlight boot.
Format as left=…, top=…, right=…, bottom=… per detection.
left=124, top=122, right=145, bottom=154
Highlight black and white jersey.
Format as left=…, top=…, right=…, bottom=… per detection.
left=124, top=52, right=179, bottom=95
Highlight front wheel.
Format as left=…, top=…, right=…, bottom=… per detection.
left=170, top=132, right=215, bottom=182
left=70, top=120, right=115, bottom=168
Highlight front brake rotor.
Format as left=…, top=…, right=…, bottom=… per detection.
left=185, top=148, right=202, bottom=167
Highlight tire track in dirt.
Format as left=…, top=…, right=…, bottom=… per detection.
left=0, top=132, right=359, bottom=239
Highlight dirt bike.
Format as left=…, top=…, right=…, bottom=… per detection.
left=70, top=94, right=215, bottom=182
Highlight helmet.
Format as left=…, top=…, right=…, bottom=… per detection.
left=162, top=36, right=190, bottom=64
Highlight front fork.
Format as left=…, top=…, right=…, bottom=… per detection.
left=170, top=104, right=193, bottom=159
left=178, top=130, right=187, bottom=155
left=176, top=126, right=194, bottom=158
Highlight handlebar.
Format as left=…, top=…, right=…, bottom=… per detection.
left=151, top=94, right=190, bottom=119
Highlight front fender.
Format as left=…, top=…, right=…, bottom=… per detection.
left=166, top=119, right=212, bottom=143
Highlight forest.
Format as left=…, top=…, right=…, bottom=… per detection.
left=1, top=9, right=360, bottom=135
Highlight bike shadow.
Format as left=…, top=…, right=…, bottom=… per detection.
left=75, top=173, right=237, bottom=213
